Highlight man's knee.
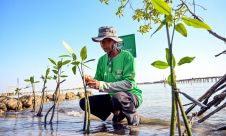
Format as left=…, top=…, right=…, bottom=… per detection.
left=79, top=98, right=85, bottom=111
left=112, top=92, right=126, bottom=100
left=112, top=92, right=126, bottom=110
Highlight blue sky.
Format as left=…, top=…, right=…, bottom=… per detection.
left=0, top=0, right=226, bottom=92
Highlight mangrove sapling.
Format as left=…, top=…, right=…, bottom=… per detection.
left=36, top=68, right=51, bottom=117
left=152, top=47, right=196, bottom=135
left=100, top=0, right=212, bottom=135
left=24, top=76, right=40, bottom=112
left=44, top=58, right=70, bottom=125
left=14, top=85, right=30, bottom=111
left=63, top=41, right=94, bottom=132
left=14, top=88, right=22, bottom=112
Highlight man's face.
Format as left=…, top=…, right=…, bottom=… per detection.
left=100, top=38, right=114, bottom=53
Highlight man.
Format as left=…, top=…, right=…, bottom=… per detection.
left=79, top=26, right=142, bottom=125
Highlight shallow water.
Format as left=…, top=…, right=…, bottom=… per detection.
left=0, top=83, right=226, bottom=136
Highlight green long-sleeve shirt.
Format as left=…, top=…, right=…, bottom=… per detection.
left=94, top=50, right=143, bottom=107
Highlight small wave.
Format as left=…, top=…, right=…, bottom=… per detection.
left=66, top=111, right=83, bottom=117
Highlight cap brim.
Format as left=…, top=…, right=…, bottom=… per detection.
left=92, top=37, right=105, bottom=42
left=92, top=36, right=123, bottom=42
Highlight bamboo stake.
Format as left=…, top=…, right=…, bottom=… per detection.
left=176, top=98, right=181, bottom=136
left=177, top=94, right=192, bottom=136
left=183, top=112, right=197, bottom=135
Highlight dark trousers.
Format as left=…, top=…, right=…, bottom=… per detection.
left=79, top=91, right=138, bottom=121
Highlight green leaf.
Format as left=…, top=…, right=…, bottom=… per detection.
left=72, top=53, right=77, bottom=61
left=82, top=63, right=91, bottom=69
left=80, top=46, right=87, bottom=61
left=178, top=56, right=195, bottom=66
left=52, top=70, right=58, bottom=75
left=165, top=48, right=176, bottom=68
left=72, top=66, right=77, bottom=75
left=63, top=41, right=74, bottom=54
left=53, top=75, right=57, bottom=80
left=115, top=5, right=124, bottom=17
left=34, top=81, right=40, bottom=83
left=53, top=66, right=58, bottom=69
left=151, top=19, right=166, bottom=37
left=40, top=75, right=45, bottom=80
left=59, top=54, right=71, bottom=58
left=47, top=76, right=52, bottom=80
left=30, top=76, right=34, bottom=83
left=138, top=24, right=151, bottom=34
left=24, top=79, right=30, bottom=82
left=48, top=58, right=56, bottom=65
left=175, top=23, right=187, bottom=37
left=46, top=68, right=50, bottom=76
left=71, top=61, right=80, bottom=66
left=167, top=71, right=176, bottom=86
left=57, top=61, right=62, bottom=69
left=167, top=75, right=172, bottom=86
left=151, top=60, right=169, bottom=69
left=165, top=14, right=173, bottom=22
left=60, top=75, right=68, bottom=78
left=100, top=0, right=109, bottom=5
left=182, top=17, right=211, bottom=30
left=84, top=59, right=95, bottom=63
left=152, top=0, right=172, bottom=15
left=62, top=60, right=71, bottom=65
left=132, top=9, right=144, bottom=22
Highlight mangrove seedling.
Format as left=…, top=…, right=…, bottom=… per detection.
left=24, top=76, right=40, bottom=112
left=148, top=0, right=210, bottom=135
left=44, top=57, right=70, bottom=124
left=63, top=41, right=94, bottom=132
left=100, top=0, right=211, bottom=135
left=14, top=87, right=22, bottom=111
left=14, top=85, right=29, bottom=111
left=36, top=67, right=52, bottom=117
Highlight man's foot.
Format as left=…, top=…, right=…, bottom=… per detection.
left=125, top=112, right=140, bottom=126
left=112, top=112, right=125, bottom=124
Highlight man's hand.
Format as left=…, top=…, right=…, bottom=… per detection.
left=84, top=74, right=103, bottom=91
left=84, top=74, right=93, bottom=82
left=87, top=79, right=100, bottom=90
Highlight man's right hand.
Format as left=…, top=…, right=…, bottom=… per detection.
left=86, top=79, right=100, bottom=90
left=84, top=74, right=103, bottom=91
left=84, top=74, right=93, bottom=83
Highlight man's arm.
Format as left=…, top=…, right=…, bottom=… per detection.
left=98, top=80, right=133, bottom=92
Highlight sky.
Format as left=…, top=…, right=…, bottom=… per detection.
left=0, top=0, right=226, bottom=92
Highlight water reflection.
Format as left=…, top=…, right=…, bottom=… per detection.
left=89, top=122, right=140, bottom=135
